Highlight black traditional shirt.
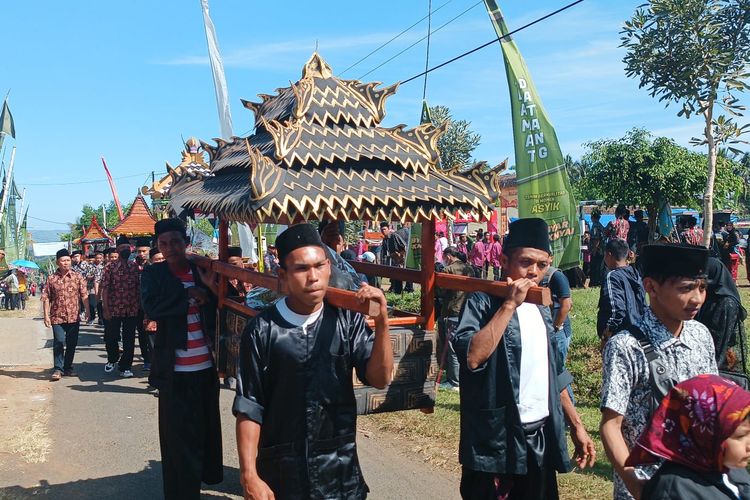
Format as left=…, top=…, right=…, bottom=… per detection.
left=451, top=292, right=573, bottom=476
left=233, top=300, right=374, bottom=499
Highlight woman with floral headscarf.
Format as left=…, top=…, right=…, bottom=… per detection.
left=626, top=374, right=750, bottom=499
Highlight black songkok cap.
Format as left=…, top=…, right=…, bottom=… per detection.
left=154, top=218, right=187, bottom=238
left=227, top=246, right=243, bottom=258
left=56, top=249, right=70, bottom=259
left=642, top=244, right=709, bottom=280
left=71, top=250, right=83, bottom=256
left=148, top=247, right=161, bottom=258
left=103, top=247, right=117, bottom=256
left=275, top=224, right=325, bottom=264
left=115, top=236, right=130, bottom=246
left=502, top=218, right=551, bottom=255
left=135, top=237, right=151, bottom=248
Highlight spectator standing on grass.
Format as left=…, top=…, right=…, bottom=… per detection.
left=436, top=246, right=474, bottom=391
left=468, top=231, right=489, bottom=279
left=488, top=233, right=503, bottom=281
left=456, top=233, right=470, bottom=256
left=541, top=260, right=575, bottom=400
left=589, top=210, right=606, bottom=286
left=696, top=257, right=747, bottom=372
left=101, top=236, right=141, bottom=378
left=452, top=218, right=596, bottom=500
left=606, top=205, right=631, bottom=243
left=42, top=249, right=89, bottom=381
left=597, top=239, right=647, bottom=345
left=628, top=209, right=649, bottom=260
left=380, top=221, right=409, bottom=294
left=600, top=244, right=718, bottom=500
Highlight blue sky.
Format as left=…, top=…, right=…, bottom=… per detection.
left=3, top=0, right=745, bottom=233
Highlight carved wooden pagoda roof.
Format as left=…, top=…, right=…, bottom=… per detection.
left=169, top=53, right=503, bottom=223
left=142, top=138, right=212, bottom=200
left=109, top=195, right=156, bottom=236
left=78, top=215, right=110, bottom=244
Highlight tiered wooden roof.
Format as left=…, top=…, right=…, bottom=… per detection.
left=109, top=195, right=156, bottom=236
left=169, top=53, right=503, bottom=223
left=79, top=215, right=110, bottom=243
left=142, top=137, right=211, bottom=200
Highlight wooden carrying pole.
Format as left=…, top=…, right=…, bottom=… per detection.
left=191, top=255, right=381, bottom=318
left=349, top=260, right=552, bottom=307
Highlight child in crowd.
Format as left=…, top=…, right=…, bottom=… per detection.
left=626, top=374, right=750, bottom=499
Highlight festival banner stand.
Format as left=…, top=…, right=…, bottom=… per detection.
left=484, top=0, right=580, bottom=269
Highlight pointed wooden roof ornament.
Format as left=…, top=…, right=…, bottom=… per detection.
left=109, top=194, right=157, bottom=236
left=169, top=53, right=503, bottom=223
left=142, top=138, right=212, bottom=200
left=79, top=215, right=110, bottom=243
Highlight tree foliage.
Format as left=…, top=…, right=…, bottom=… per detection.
left=429, top=105, right=481, bottom=170
left=574, top=129, right=743, bottom=216
left=58, top=201, right=130, bottom=241
left=621, top=0, right=750, bottom=242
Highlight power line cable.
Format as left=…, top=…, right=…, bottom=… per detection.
left=27, top=215, right=73, bottom=226
left=339, top=0, right=457, bottom=76
left=19, top=171, right=152, bottom=187
left=401, top=0, right=585, bottom=85
left=359, top=0, right=483, bottom=80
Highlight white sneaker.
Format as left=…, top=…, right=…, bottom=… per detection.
left=120, top=370, right=134, bottom=378
left=104, top=362, right=116, bottom=373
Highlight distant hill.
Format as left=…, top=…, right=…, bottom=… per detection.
left=29, top=229, right=66, bottom=243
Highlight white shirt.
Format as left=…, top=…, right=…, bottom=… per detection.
left=516, top=302, right=550, bottom=423
left=275, top=298, right=323, bottom=335
left=723, top=474, right=740, bottom=499
left=438, top=236, right=449, bottom=251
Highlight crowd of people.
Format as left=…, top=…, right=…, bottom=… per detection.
left=26, top=211, right=750, bottom=500
left=0, top=248, right=38, bottom=310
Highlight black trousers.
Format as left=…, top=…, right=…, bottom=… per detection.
left=136, top=309, right=151, bottom=364
left=104, top=316, right=137, bottom=369
left=96, top=302, right=104, bottom=325
left=158, top=369, right=223, bottom=500
left=52, top=322, right=80, bottom=372
left=459, top=422, right=558, bottom=500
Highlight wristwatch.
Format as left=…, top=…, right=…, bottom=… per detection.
left=554, top=324, right=564, bottom=332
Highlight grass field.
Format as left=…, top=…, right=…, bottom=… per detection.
left=365, top=267, right=750, bottom=499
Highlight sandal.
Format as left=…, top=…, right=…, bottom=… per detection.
left=50, top=370, right=62, bottom=381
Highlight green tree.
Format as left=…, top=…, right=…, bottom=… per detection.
left=621, top=0, right=750, bottom=243
left=429, top=105, right=481, bottom=170
left=58, top=201, right=129, bottom=241
left=579, top=129, right=743, bottom=228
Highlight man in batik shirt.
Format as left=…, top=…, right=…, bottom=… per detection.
left=600, top=244, right=718, bottom=500
left=42, top=249, right=89, bottom=380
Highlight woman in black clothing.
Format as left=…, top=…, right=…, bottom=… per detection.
left=697, top=257, right=747, bottom=371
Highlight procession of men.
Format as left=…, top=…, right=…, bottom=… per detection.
left=15, top=209, right=744, bottom=500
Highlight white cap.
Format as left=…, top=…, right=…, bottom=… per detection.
left=359, top=251, right=376, bottom=263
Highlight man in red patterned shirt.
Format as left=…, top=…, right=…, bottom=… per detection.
left=101, top=236, right=141, bottom=378
left=42, top=249, right=89, bottom=381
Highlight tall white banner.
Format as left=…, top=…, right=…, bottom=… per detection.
left=200, top=0, right=260, bottom=258
left=200, top=0, right=234, bottom=141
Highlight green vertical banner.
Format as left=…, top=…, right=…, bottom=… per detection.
left=484, top=0, right=579, bottom=269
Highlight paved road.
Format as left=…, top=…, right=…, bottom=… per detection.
left=0, top=309, right=459, bottom=499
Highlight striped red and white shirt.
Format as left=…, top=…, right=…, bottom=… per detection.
left=174, top=268, right=213, bottom=372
